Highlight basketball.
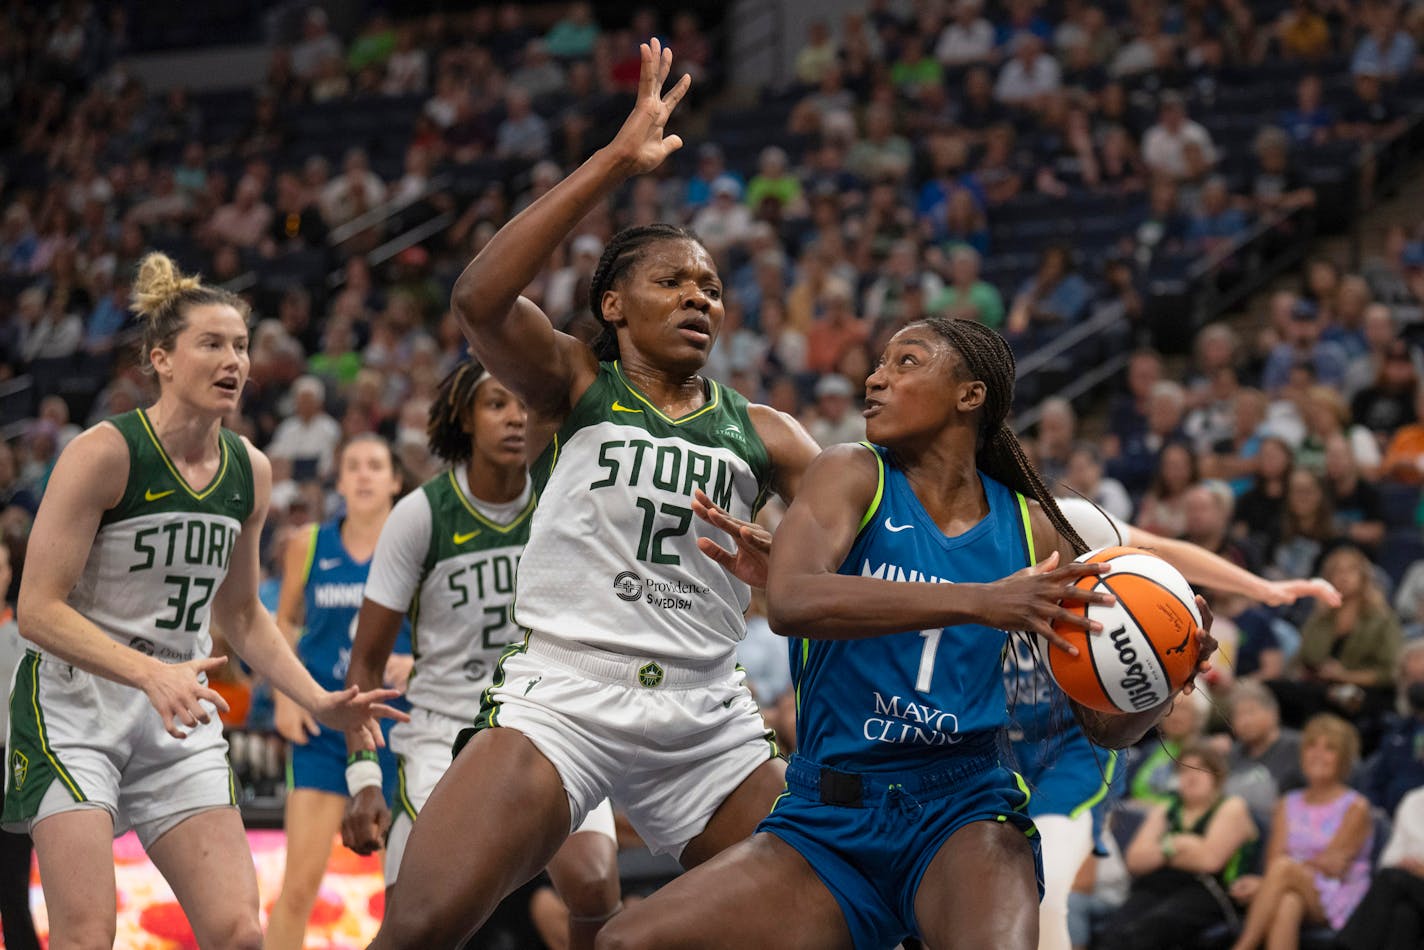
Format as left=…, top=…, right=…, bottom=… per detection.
left=1040, top=546, right=1203, bottom=714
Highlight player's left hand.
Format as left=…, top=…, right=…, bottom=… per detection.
left=311, top=687, right=409, bottom=751
left=1181, top=595, right=1218, bottom=696
left=1261, top=576, right=1341, bottom=608
left=692, top=489, right=772, bottom=587
left=384, top=653, right=414, bottom=693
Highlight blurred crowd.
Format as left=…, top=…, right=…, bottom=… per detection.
left=4, top=0, right=1424, bottom=945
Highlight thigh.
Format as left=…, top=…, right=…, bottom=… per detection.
left=377, top=727, right=575, bottom=948
left=144, top=807, right=261, bottom=948
left=31, top=808, right=118, bottom=942
left=280, top=788, right=347, bottom=885
left=915, top=820, right=1040, bottom=950
left=597, top=831, right=853, bottom=950
left=679, top=757, right=786, bottom=868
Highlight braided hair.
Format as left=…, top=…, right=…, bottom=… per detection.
left=920, top=317, right=1089, bottom=556
left=131, top=252, right=250, bottom=375
left=427, top=360, right=487, bottom=464
left=587, top=224, right=705, bottom=362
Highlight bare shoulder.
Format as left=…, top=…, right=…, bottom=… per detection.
left=800, top=441, right=882, bottom=495
left=746, top=402, right=821, bottom=468
left=1023, top=497, right=1075, bottom=564
left=238, top=435, right=272, bottom=483
left=52, top=422, right=131, bottom=507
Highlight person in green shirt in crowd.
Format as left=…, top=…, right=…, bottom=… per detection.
left=929, top=245, right=1006, bottom=328
left=744, top=146, right=805, bottom=216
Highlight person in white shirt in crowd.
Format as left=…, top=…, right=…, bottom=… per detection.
left=1142, top=91, right=1217, bottom=181
left=936, top=0, right=996, bottom=66
left=805, top=374, right=866, bottom=448
left=291, top=7, right=343, bottom=81
left=1059, top=442, right=1134, bottom=522
left=690, top=176, right=754, bottom=264
left=496, top=87, right=552, bottom=161
left=995, top=32, right=1062, bottom=109
left=320, top=149, right=387, bottom=229
left=266, top=375, right=343, bottom=482
left=543, top=235, right=603, bottom=327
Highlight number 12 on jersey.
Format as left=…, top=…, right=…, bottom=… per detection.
left=916, top=628, right=943, bottom=692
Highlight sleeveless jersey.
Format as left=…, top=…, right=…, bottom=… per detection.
left=407, top=471, right=533, bottom=717
left=298, top=521, right=411, bottom=692
left=789, top=446, right=1033, bottom=770
left=516, top=361, right=774, bottom=662
left=66, top=409, right=254, bottom=663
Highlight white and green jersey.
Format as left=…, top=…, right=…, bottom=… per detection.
left=364, top=467, right=533, bottom=720
left=62, top=410, right=254, bottom=663
left=517, top=361, right=774, bottom=663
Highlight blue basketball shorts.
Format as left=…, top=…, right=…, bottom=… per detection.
left=287, top=718, right=400, bottom=801
left=757, top=742, right=1043, bottom=950
left=1014, top=732, right=1120, bottom=853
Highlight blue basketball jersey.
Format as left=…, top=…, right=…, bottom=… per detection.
left=788, top=446, right=1034, bottom=771
left=299, top=521, right=412, bottom=691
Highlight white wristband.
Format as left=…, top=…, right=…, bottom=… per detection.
left=345, top=759, right=382, bottom=796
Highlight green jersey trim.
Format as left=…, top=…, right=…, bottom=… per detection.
left=136, top=408, right=230, bottom=501
left=446, top=469, right=537, bottom=534
left=1017, top=493, right=1036, bottom=565
left=855, top=442, right=886, bottom=533
left=612, top=360, right=722, bottom=426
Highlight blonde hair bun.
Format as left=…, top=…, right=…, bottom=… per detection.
left=132, top=252, right=204, bottom=319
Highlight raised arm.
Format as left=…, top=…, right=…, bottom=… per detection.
left=764, top=444, right=1108, bottom=643
left=17, top=425, right=232, bottom=738
left=451, top=39, right=690, bottom=417
left=1125, top=524, right=1341, bottom=608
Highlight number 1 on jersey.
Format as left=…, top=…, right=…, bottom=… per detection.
left=916, top=628, right=942, bottom=692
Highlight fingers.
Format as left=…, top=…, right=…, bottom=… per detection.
left=696, top=536, right=737, bottom=570
left=194, top=656, right=228, bottom=674
left=369, top=704, right=411, bottom=724
left=160, top=711, right=185, bottom=741
left=663, top=72, right=691, bottom=112
left=1196, top=594, right=1215, bottom=633
left=197, top=687, right=231, bottom=715
left=1033, top=550, right=1060, bottom=572
left=304, top=711, right=321, bottom=738
left=1034, top=621, right=1081, bottom=658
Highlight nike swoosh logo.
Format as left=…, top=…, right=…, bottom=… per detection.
left=318, top=558, right=342, bottom=570
left=611, top=400, right=643, bottom=414
left=145, top=488, right=175, bottom=502
left=452, top=530, right=479, bottom=545
left=884, top=517, right=914, bottom=533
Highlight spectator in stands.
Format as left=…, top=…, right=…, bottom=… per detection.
left=1228, top=714, right=1373, bottom=950
left=805, top=281, right=868, bottom=375
left=936, top=0, right=995, bottom=66
left=794, top=18, right=838, bottom=85
left=1273, top=0, right=1333, bottom=63
left=1142, top=91, right=1217, bottom=181
left=1137, top=441, right=1199, bottom=539
left=1132, top=176, right=1190, bottom=266
left=1261, top=298, right=1349, bottom=393
left=510, top=39, right=565, bottom=100
left=1337, top=66, right=1408, bottom=142
left=1272, top=545, right=1401, bottom=731
left=1337, top=783, right=1424, bottom=950
left=1005, top=243, right=1094, bottom=336
left=1235, top=434, right=1295, bottom=551
left=1353, top=336, right=1418, bottom=440
left=690, top=176, right=754, bottom=264
left=805, top=374, right=865, bottom=447
left=203, top=177, right=272, bottom=251
left=309, top=52, right=351, bottom=103
left=1323, top=435, right=1386, bottom=551
left=1359, top=641, right=1424, bottom=816
left=1108, top=380, right=1189, bottom=499
left=266, top=374, right=342, bottom=481
left=1059, top=441, right=1133, bottom=520
left=889, top=34, right=942, bottom=98
left=292, top=6, right=343, bottom=81
left=994, top=32, right=1062, bottom=108
left=0, top=441, right=38, bottom=518
left=1101, top=744, right=1258, bottom=950
left=928, top=245, right=1004, bottom=328
left=755, top=297, right=808, bottom=381
left=862, top=239, right=942, bottom=326
left=1382, top=378, right=1424, bottom=485
left=544, top=2, right=600, bottom=60
left=1268, top=467, right=1338, bottom=582
left=1352, top=0, right=1418, bottom=81
left=1300, top=385, right=1382, bottom=478
left=382, top=26, right=428, bottom=95
left=16, top=285, right=81, bottom=365
left=1108, top=348, right=1164, bottom=441
left=1188, top=176, right=1251, bottom=255
left=846, top=103, right=913, bottom=181
left=1110, top=6, right=1175, bottom=78
left=1280, top=74, right=1336, bottom=147
left=1226, top=678, right=1304, bottom=809
left=1129, top=691, right=1210, bottom=807
left=745, top=146, right=805, bottom=219
left=1029, top=397, right=1076, bottom=487
left=0, top=204, right=38, bottom=275
left=320, top=148, right=386, bottom=229
left=495, top=87, right=551, bottom=161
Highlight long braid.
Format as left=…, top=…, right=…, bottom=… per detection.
left=587, top=224, right=704, bottom=362
left=427, top=360, right=486, bottom=463
left=921, top=317, right=1090, bottom=556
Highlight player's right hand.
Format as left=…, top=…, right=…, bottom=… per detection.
left=342, top=785, right=391, bottom=855
left=981, top=552, right=1115, bottom=657
left=274, top=688, right=320, bottom=745
left=141, top=655, right=232, bottom=740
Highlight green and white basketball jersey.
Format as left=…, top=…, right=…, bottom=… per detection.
left=406, top=471, right=532, bottom=717
left=517, top=361, right=774, bottom=662
left=65, top=410, right=254, bottom=663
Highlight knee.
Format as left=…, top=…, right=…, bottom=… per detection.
left=560, top=862, right=620, bottom=917
left=379, top=891, right=470, bottom=950
left=593, top=917, right=646, bottom=950
left=218, top=920, right=264, bottom=950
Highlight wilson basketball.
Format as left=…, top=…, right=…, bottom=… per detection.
left=1039, top=546, right=1202, bottom=714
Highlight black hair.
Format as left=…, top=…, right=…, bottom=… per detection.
left=919, top=316, right=1089, bottom=556
left=427, top=360, right=486, bottom=464
left=335, top=432, right=407, bottom=499
left=587, top=224, right=706, bottom=362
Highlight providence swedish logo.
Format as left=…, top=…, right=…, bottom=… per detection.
left=637, top=661, right=664, bottom=689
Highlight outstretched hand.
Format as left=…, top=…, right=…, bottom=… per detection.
left=606, top=37, right=691, bottom=176
left=693, top=489, right=772, bottom=587
left=312, top=686, right=409, bottom=752
left=1261, top=576, right=1341, bottom=608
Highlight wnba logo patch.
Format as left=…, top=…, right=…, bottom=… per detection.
left=637, top=662, right=664, bottom=688
left=11, top=750, right=28, bottom=790
left=613, top=572, right=643, bottom=601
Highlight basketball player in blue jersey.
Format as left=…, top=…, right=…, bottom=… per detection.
left=596, top=317, right=1219, bottom=950
left=265, top=435, right=411, bottom=950
left=3, top=253, right=403, bottom=949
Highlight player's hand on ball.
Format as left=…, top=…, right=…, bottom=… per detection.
left=342, top=785, right=391, bottom=855
left=987, top=551, right=1114, bottom=657
left=141, top=655, right=232, bottom=740
left=692, top=489, right=772, bottom=587
left=605, top=37, right=690, bottom=177
left=312, top=686, right=409, bottom=751
left=1180, top=594, right=1218, bottom=696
